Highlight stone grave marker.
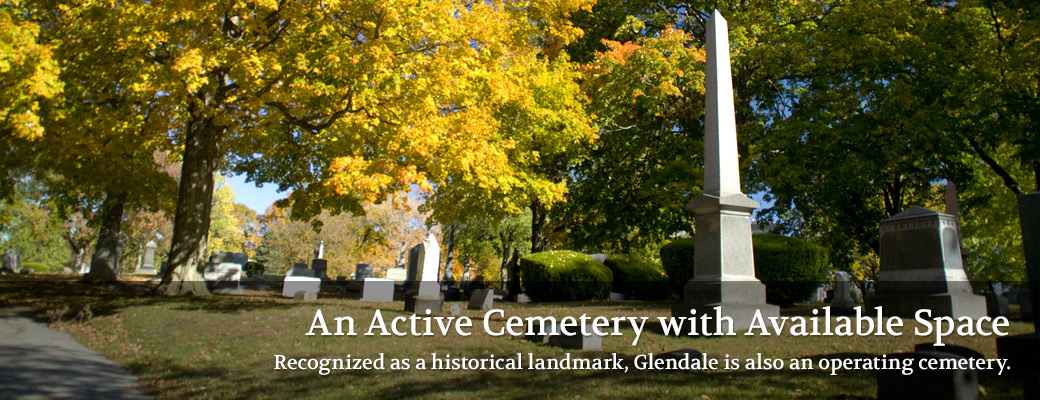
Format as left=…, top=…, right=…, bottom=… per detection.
left=137, top=241, right=157, bottom=274
left=283, top=275, right=321, bottom=298
left=404, top=234, right=444, bottom=314
left=288, top=263, right=312, bottom=277
left=2, top=249, right=21, bottom=274
left=204, top=251, right=247, bottom=294
left=360, top=278, right=395, bottom=302
left=355, top=263, right=374, bottom=280
left=385, top=268, right=407, bottom=282
left=589, top=253, right=608, bottom=264
left=293, top=291, right=317, bottom=301
left=670, top=10, right=778, bottom=332
left=311, top=259, right=328, bottom=280
left=865, top=207, right=985, bottom=318
left=831, top=271, right=856, bottom=312
left=467, top=289, right=494, bottom=311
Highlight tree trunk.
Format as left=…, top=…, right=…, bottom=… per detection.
left=506, top=249, right=521, bottom=301
left=158, top=114, right=222, bottom=296
left=442, top=224, right=456, bottom=282
left=499, top=232, right=514, bottom=295
left=530, top=199, right=548, bottom=253
left=84, top=191, right=127, bottom=282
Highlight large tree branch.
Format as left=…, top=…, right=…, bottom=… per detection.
left=967, top=135, right=1022, bottom=195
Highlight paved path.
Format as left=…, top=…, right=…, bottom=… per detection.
left=0, top=306, right=150, bottom=400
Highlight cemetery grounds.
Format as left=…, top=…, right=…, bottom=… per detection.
left=0, top=274, right=1033, bottom=400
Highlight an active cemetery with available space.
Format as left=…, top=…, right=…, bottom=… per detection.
left=1, top=2, right=1038, bottom=400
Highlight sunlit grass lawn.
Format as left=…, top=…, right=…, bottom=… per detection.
left=1, top=275, right=1032, bottom=399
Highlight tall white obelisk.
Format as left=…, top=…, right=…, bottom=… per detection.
left=671, top=10, right=778, bottom=333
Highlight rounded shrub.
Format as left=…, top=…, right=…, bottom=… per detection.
left=752, top=234, right=830, bottom=307
left=518, top=251, right=612, bottom=302
left=603, top=255, right=670, bottom=300
left=660, top=238, right=695, bottom=296
left=245, top=261, right=265, bottom=277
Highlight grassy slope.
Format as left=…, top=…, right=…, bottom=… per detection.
left=0, top=275, right=1030, bottom=399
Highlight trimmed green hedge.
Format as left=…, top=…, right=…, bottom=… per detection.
left=518, top=251, right=612, bottom=302
left=603, top=254, right=670, bottom=300
left=660, top=238, right=695, bottom=296
left=753, top=234, right=830, bottom=307
left=21, top=262, right=52, bottom=273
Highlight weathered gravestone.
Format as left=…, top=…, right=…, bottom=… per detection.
left=283, top=263, right=320, bottom=298
left=467, top=289, right=495, bottom=311
left=137, top=241, right=157, bottom=274
left=589, top=253, right=608, bottom=264
left=288, top=263, right=312, bottom=277
left=2, top=249, right=21, bottom=274
left=670, top=10, right=779, bottom=333
left=876, top=352, right=978, bottom=400
left=831, top=271, right=856, bottom=312
left=360, top=278, right=395, bottom=302
left=204, top=251, right=247, bottom=294
left=293, top=290, right=317, bottom=301
left=355, top=263, right=374, bottom=280
left=865, top=207, right=986, bottom=318
left=385, top=268, right=407, bottom=282
left=527, top=321, right=603, bottom=351
left=404, top=234, right=443, bottom=314
left=311, top=259, right=328, bottom=281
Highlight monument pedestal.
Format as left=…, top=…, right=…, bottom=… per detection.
left=672, top=280, right=778, bottom=334
left=404, top=295, right=444, bottom=314
left=866, top=293, right=986, bottom=319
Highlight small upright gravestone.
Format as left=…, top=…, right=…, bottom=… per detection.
left=467, top=289, right=495, bottom=311
left=385, top=268, right=407, bottom=282
left=2, top=249, right=21, bottom=274
left=311, top=259, right=328, bottom=281
left=866, top=207, right=986, bottom=318
left=360, top=278, right=395, bottom=302
left=404, top=234, right=444, bottom=314
left=137, top=241, right=158, bottom=274
left=831, top=271, right=856, bottom=312
left=355, top=263, right=374, bottom=280
left=204, top=251, right=247, bottom=294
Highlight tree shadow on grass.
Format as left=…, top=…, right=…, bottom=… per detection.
left=0, top=276, right=297, bottom=322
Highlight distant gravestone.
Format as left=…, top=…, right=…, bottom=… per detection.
left=405, top=244, right=422, bottom=287
left=283, top=276, right=321, bottom=298
left=986, top=292, right=1010, bottom=317
left=589, top=253, right=608, bottom=264
left=360, top=278, right=395, bottom=302
left=467, top=289, right=494, bottom=311
left=831, top=271, right=856, bottom=312
left=293, top=291, right=317, bottom=301
left=609, top=292, right=625, bottom=302
left=311, top=259, right=328, bottom=281
left=385, top=268, right=407, bottom=282
left=544, top=320, right=603, bottom=349
left=137, top=241, right=157, bottom=274
left=204, top=251, right=247, bottom=294
left=404, top=234, right=443, bottom=314
left=355, top=263, right=374, bottom=280
left=288, top=263, right=312, bottom=277
left=2, top=249, right=21, bottom=273
left=866, top=207, right=986, bottom=318
left=876, top=352, right=978, bottom=400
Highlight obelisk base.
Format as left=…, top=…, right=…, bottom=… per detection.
left=671, top=280, right=778, bottom=335
left=865, top=293, right=986, bottom=319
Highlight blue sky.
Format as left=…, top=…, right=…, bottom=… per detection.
left=225, top=173, right=285, bottom=214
